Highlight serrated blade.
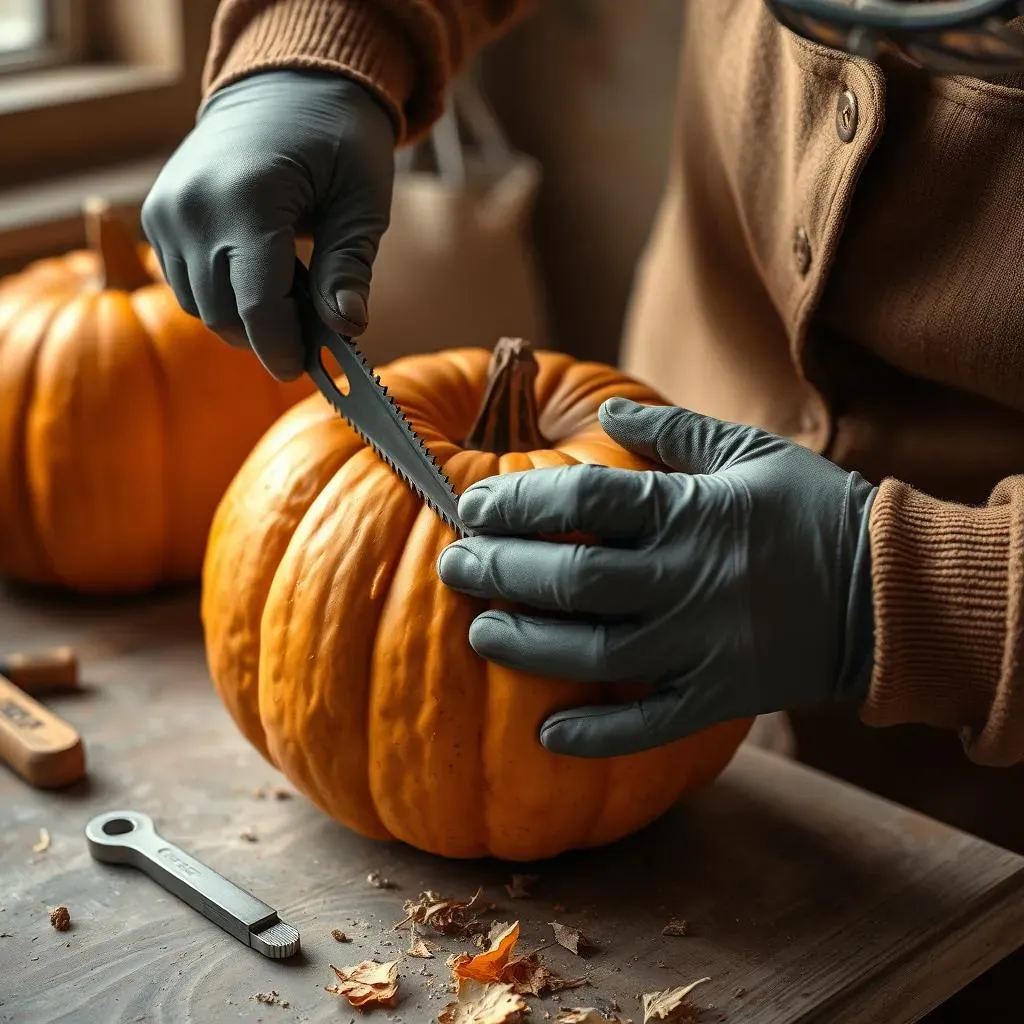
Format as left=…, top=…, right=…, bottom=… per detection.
left=291, top=259, right=470, bottom=537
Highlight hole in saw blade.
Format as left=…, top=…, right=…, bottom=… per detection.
left=320, top=347, right=350, bottom=396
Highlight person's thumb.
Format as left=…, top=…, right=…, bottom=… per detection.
left=308, top=215, right=387, bottom=338
left=598, top=398, right=772, bottom=473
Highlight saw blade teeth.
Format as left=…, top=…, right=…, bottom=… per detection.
left=314, top=360, right=463, bottom=530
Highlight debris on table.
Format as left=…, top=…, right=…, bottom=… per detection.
left=448, top=919, right=586, bottom=998
left=326, top=959, right=400, bottom=1008
left=661, top=920, right=688, bottom=938
left=32, top=828, right=50, bottom=853
left=408, top=933, right=434, bottom=958
left=252, top=784, right=293, bottom=800
left=451, top=922, right=520, bottom=984
left=332, top=928, right=351, bottom=943
left=550, top=921, right=592, bottom=956
left=641, top=979, right=710, bottom=1024
left=555, top=1010, right=621, bottom=1024
left=506, top=874, right=539, bottom=900
left=368, top=870, right=397, bottom=889
left=49, top=906, right=71, bottom=931
left=252, top=990, right=290, bottom=1008
left=438, top=979, right=528, bottom=1024
left=733, top=987, right=746, bottom=999
left=396, top=888, right=490, bottom=937
left=502, top=954, right=586, bottom=997
left=239, top=827, right=258, bottom=842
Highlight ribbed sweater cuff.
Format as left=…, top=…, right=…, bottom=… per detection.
left=862, top=478, right=1021, bottom=763
left=202, top=0, right=449, bottom=141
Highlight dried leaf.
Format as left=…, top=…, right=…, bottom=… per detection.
left=661, top=919, right=688, bottom=938
left=488, top=920, right=514, bottom=944
left=32, top=829, right=50, bottom=853
left=397, top=888, right=487, bottom=936
left=49, top=906, right=70, bottom=931
left=408, top=935, right=434, bottom=959
left=642, top=979, right=710, bottom=1024
left=326, top=959, right=400, bottom=1009
left=332, top=929, right=351, bottom=943
left=368, top=870, right=397, bottom=889
left=555, top=1011, right=607, bottom=1024
left=550, top=921, right=592, bottom=956
left=438, top=980, right=527, bottom=1024
left=504, top=953, right=578, bottom=997
left=505, top=875, right=538, bottom=899
left=452, top=922, right=520, bottom=984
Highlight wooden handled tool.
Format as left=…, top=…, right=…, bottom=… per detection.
left=0, top=647, right=79, bottom=695
left=0, top=673, right=85, bottom=788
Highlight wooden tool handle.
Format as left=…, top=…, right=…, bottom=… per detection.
left=0, top=673, right=85, bottom=788
left=0, top=647, right=78, bottom=694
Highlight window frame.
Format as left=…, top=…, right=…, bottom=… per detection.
left=0, top=0, right=87, bottom=76
left=0, top=0, right=220, bottom=271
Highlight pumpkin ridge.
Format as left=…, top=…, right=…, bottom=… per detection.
left=29, top=293, right=110, bottom=584
left=263, top=451, right=399, bottom=837
left=0, top=293, right=66, bottom=583
left=130, top=289, right=174, bottom=582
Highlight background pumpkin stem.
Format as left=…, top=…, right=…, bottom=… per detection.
left=464, top=337, right=547, bottom=452
left=83, top=197, right=152, bottom=292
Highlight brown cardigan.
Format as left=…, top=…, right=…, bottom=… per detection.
left=202, top=0, right=1024, bottom=766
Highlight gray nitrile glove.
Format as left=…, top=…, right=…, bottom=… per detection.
left=437, top=399, right=878, bottom=758
left=141, top=70, right=395, bottom=380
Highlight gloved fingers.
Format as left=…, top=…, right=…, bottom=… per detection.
left=311, top=180, right=392, bottom=338
left=599, top=398, right=774, bottom=474
left=438, top=536, right=658, bottom=614
left=467, top=610, right=638, bottom=681
left=227, top=234, right=304, bottom=381
left=458, top=464, right=656, bottom=539
left=185, top=247, right=252, bottom=348
left=539, top=688, right=714, bottom=757
left=310, top=232, right=380, bottom=338
left=161, top=255, right=202, bottom=321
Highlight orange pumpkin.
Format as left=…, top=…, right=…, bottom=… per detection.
left=0, top=200, right=313, bottom=593
left=202, top=339, right=751, bottom=861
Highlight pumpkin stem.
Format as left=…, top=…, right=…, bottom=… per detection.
left=463, top=337, right=547, bottom=452
left=83, top=197, right=151, bottom=292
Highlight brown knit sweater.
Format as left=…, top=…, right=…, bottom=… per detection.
left=202, top=0, right=1024, bottom=766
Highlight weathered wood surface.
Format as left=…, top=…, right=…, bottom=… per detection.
left=2, top=584, right=1024, bottom=1024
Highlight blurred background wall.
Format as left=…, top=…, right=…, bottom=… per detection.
left=480, top=0, right=685, bottom=367
left=0, top=0, right=685, bottom=369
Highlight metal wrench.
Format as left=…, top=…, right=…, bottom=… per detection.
left=85, top=810, right=300, bottom=959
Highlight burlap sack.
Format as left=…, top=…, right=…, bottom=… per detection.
left=298, top=73, right=550, bottom=364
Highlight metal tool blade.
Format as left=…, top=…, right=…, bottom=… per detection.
left=85, top=810, right=300, bottom=959
left=291, top=259, right=469, bottom=537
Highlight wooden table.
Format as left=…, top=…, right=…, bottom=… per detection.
left=2, top=585, right=1024, bottom=1024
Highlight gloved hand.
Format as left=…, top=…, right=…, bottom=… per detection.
left=141, top=70, right=395, bottom=380
left=437, top=398, right=878, bottom=758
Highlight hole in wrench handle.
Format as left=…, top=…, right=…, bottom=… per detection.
left=85, top=810, right=300, bottom=958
